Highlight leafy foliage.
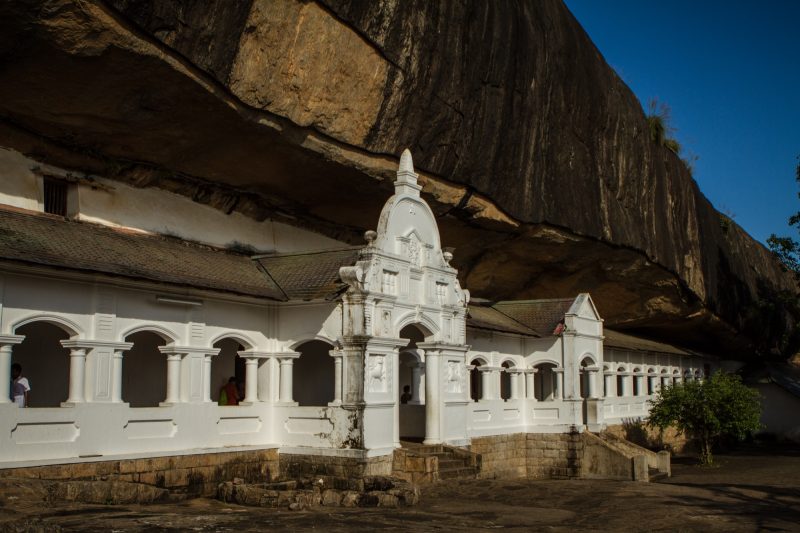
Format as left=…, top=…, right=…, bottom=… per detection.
left=647, top=371, right=761, bottom=465
left=768, top=156, right=800, bottom=276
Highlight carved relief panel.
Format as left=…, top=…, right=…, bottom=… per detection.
left=367, top=355, right=387, bottom=393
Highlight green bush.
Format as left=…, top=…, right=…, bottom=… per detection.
left=647, top=371, right=761, bottom=465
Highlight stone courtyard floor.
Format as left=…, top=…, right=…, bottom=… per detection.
left=2, top=446, right=799, bottom=532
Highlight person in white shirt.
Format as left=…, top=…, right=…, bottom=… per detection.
left=11, top=363, right=30, bottom=407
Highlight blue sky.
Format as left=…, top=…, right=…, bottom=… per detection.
left=564, top=0, right=800, bottom=244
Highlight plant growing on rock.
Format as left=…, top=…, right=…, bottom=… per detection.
left=647, top=371, right=761, bottom=465
left=646, top=98, right=682, bottom=154
left=768, top=155, right=800, bottom=277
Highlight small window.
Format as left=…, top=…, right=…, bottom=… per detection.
left=436, top=282, right=448, bottom=304
left=381, top=270, right=398, bottom=295
left=43, top=178, right=67, bottom=216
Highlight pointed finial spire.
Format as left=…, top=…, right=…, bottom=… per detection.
left=399, top=148, right=414, bottom=173
left=395, top=148, right=421, bottom=196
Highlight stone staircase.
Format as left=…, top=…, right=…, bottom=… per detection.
left=394, top=441, right=481, bottom=483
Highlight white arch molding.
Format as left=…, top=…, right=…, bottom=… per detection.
left=394, top=313, right=439, bottom=341
left=287, top=334, right=337, bottom=351
left=11, top=314, right=82, bottom=338
left=120, top=324, right=178, bottom=344
left=209, top=332, right=257, bottom=351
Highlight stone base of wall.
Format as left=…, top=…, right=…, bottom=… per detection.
left=218, top=476, right=419, bottom=509
left=470, top=432, right=583, bottom=480
left=391, top=448, right=438, bottom=484
left=279, top=453, right=393, bottom=480
left=0, top=448, right=279, bottom=503
left=605, top=422, right=695, bottom=455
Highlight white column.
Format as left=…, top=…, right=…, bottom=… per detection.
left=648, top=375, right=658, bottom=395
left=618, top=373, right=628, bottom=397
left=203, top=355, right=212, bottom=403
left=278, top=356, right=298, bottom=403
left=509, top=370, right=521, bottom=400
left=586, top=367, right=599, bottom=399
left=634, top=374, right=643, bottom=395
left=410, top=362, right=424, bottom=404
left=526, top=369, right=536, bottom=401
left=243, top=357, right=259, bottom=404
left=423, top=351, right=441, bottom=444
left=554, top=369, right=564, bottom=400
left=604, top=372, right=614, bottom=398
left=0, top=345, right=12, bottom=405
left=479, top=367, right=495, bottom=400
left=111, top=349, right=125, bottom=403
left=0, top=337, right=24, bottom=404
left=65, top=347, right=88, bottom=404
left=163, top=353, right=183, bottom=405
left=330, top=350, right=343, bottom=405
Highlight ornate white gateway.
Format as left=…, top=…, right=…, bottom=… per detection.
left=336, top=149, right=471, bottom=450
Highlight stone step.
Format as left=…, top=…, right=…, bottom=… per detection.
left=648, top=469, right=668, bottom=482
left=438, top=467, right=478, bottom=480
left=437, top=459, right=469, bottom=469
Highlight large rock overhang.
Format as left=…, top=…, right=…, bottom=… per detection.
left=0, top=0, right=795, bottom=359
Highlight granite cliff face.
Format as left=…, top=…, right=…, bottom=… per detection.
left=0, top=0, right=794, bottom=357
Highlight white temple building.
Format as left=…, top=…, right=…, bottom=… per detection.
left=0, top=146, right=711, bottom=468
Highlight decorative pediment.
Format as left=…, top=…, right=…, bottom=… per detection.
left=373, top=150, right=442, bottom=258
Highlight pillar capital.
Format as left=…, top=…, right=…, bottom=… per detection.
left=157, top=346, right=218, bottom=356
left=0, top=334, right=25, bottom=347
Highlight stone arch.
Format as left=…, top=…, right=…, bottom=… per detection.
left=12, top=314, right=82, bottom=339
left=579, top=353, right=598, bottom=366
left=287, top=334, right=338, bottom=351
left=294, top=338, right=336, bottom=406
left=122, top=328, right=173, bottom=407
left=395, top=313, right=438, bottom=341
left=209, top=332, right=256, bottom=351
left=11, top=320, right=72, bottom=407
left=120, top=324, right=178, bottom=344
left=211, top=336, right=249, bottom=405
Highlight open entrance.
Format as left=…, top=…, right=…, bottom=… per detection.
left=533, top=362, right=556, bottom=401
left=123, top=331, right=168, bottom=408
left=500, top=361, right=513, bottom=400
left=633, top=368, right=643, bottom=395
left=11, top=321, right=71, bottom=407
left=293, top=340, right=335, bottom=406
left=399, top=324, right=427, bottom=441
left=212, top=338, right=246, bottom=405
left=579, top=358, right=594, bottom=399
left=470, top=359, right=484, bottom=402
left=616, top=367, right=626, bottom=397
left=647, top=369, right=656, bottom=395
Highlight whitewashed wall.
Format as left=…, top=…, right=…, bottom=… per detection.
left=0, top=147, right=342, bottom=253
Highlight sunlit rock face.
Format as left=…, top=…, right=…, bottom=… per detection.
left=0, top=0, right=794, bottom=357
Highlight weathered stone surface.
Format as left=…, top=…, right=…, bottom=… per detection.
left=217, top=476, right=418, bottom=508
left=0, top=0, right=794, bottom=356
